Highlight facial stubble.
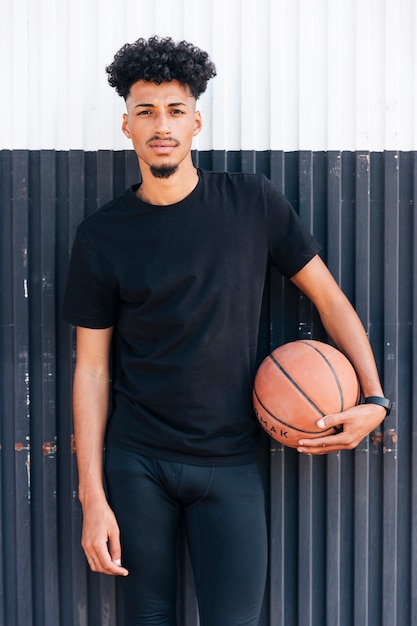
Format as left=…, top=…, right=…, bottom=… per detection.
left=149, top=164, right=179, bottom=178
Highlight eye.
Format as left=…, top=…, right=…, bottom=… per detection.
left=171, top=109, right=186, bottom=115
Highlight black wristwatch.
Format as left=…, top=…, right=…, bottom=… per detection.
left=363, top=396, right=392, bottom=416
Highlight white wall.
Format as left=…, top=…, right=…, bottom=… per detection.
left=1, top=0, right=415, bottom=151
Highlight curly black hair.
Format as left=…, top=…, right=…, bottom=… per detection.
left=106, top=35, right=217, bottom=100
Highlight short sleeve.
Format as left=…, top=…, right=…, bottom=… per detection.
left=264, top=179, right=321, bottom=277
left=61, top=227, right=119, bottom=328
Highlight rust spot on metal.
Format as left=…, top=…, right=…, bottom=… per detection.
left=43, top=441, right=57, bottom=457
left=15, top=438, right=31, bottom=501
left=382, top=429, right=398, bottom=454
left=386, top=428, right=398, bottom=444
left=15, top=442, right=31, bottom=452
left=371, top=431, right=383, bottom=446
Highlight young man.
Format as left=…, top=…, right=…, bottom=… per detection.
left=62, top=36, right=390, bottom=625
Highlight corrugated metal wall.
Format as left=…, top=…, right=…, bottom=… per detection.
left=1, top=0, right=416, bottom=152
left=1, top=148, right=416, bottom=625
left=1, top=0, right=417, bottom=624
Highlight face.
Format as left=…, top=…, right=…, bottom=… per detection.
left=122, top=80, right=202, bottom=178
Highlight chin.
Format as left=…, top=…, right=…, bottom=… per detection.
left=150, top=164, right=179, bottom=179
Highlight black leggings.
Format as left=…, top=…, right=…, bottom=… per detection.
left=105, top=446, right=268, bottom=626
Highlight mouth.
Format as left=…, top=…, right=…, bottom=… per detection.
left=147, top=138, right=179, bottom=154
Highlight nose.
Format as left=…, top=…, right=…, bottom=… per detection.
left=154, top=112, right=171, bottom=135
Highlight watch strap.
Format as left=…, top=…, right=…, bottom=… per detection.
left=363, top=396, right=392, bottom=416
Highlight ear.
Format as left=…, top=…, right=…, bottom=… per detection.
left=193, top=110, right=202, bottom=137
left=122, top=113, right=132, bottom=138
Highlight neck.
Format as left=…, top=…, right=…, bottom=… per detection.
left=136, top=159, right=199, bottom=206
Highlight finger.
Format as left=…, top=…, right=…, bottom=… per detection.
left=108, top=528, right=129, bottom=576
left=108, top=529, right=122, bottom=564
left=298, top=430, right=343, bottom=447
left=86, top=544, right=129, bottom=576
left=296, top=431, right=347, bottom=454
left=297, top=443, right=333, bottom=455
left=110, top=560, right=129, bottom=576
left=316, top=412, right=345, bottom=430
left=87, top=554, right=129, bottom=576
left=87, top=555, right=96, bottom=570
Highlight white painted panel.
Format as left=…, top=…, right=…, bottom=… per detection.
left=1, top=0, right=415, bottom=151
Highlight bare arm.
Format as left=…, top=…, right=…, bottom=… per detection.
left=73, top=326, right=128, bottom=576
left=290, top=255, right=386, bottom=454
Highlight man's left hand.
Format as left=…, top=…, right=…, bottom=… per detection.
left=296, top=403, right=387, bottom=455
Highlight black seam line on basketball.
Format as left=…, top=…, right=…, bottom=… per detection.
left=268, top=353, right=326, bottom=417
left=298, top=341, right=344, bottom=412
left=253, top=387, right=337, bottom=435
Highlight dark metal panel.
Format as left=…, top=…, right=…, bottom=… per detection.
left=0, top=150, right=35, bottom=624
left=11, top=151, right=34, bottom=626
left=1, top=149, right=416, bottom=625
left=0, top=149, right=14, bottom=626
left=325, top=152, right=344, bottom=626
left=367, top=152, right=386, bottom=625
left=411, top=152, right=417, bottom=626
left=353, top=151, right=374, bottom=626
left=397, top=152, right=415, bottom=625
left=55, top=150, right=88, bottom=626
left=54, top=156, right=71, bottom=626
left=28, top=150, right=60, bottom=626
left=382, top=151, right=400, bottom=626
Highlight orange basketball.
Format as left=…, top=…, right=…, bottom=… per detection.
left=253, top=340, right=360, bottom=448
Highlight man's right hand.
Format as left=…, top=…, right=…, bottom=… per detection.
left=81, top=498, right=129, bottom=577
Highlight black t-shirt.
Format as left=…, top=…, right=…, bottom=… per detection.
left=62, top=169, right=320, bottom=465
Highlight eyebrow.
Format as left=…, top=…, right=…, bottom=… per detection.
left=133, top=101, right=188, bottom=109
